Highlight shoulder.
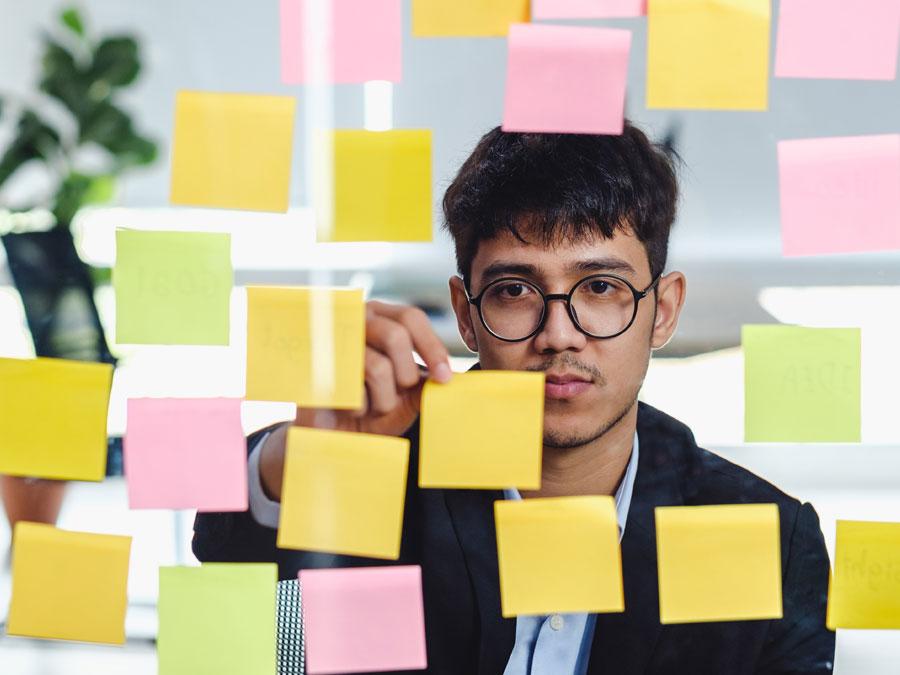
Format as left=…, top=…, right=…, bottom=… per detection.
left=636, top=402, right=802, bottom=514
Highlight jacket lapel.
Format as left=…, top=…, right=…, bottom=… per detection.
left=442, top=487, right=517, bottom=675
left=586, top=404, right=685, bottom=675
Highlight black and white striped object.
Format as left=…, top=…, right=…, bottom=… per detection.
left=276, top=579, right=305, bottom=675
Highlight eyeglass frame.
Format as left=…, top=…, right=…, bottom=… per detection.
left=465, top=273, right=662, bottom=343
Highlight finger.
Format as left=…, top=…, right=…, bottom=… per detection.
left=364, top=346, right=400, bottom=415
left=365, top=314, right=421, bottom=389
left=351, top=388, right=370, bottom=418
left=368, top=301, right=452, bottom=383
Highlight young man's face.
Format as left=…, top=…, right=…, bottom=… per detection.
left=449, top=228, right=685, bottom=448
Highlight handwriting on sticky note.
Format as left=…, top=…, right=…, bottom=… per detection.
left=8, top=522, right=131, bottom=644
left=533, top=0, right=646, bottom=19
left=495, top=496, right=623, bottom=617
left=169, top=91, right=296, bottom=212
left=743, top=325, right=861, bottom=442
left=647, top=0, right=770, bottom=110
left=316, top=129, right=433, bottom=242
left=828, top=520, right=900, bottom=629
left=125, top=398, right=247, bottom=511
left=412, top=0, right=529, bottom=37
left=502, top=24, right=631, bottom=135
left=778, top=135, right=900, bottom=256
left=115, top=229, right=233, bottom=345
left=280, top=0, right=402, bottom=83
left=300, top=566, right=428, bottom=674
left=655, top=503, right=783, bottom=624
left=245, top=286, right=365, bottom=408
left=419, top=371, right=544, bottom=489
left=0, top=357, right=112, bottom=481
left=775, top=0, right=900, bottom=80
left=158, top=564, right=277, bottom=675
left=277, top=427, right=409, bottom=559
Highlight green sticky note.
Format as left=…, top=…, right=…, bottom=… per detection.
left=743, top=325, right=861, bottom=442
left=158, top=564, right=277, bottom=675
left=114, top=230, right=233, bottom=345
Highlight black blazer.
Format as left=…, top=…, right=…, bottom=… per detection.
left=193, top=402, right=835, bottom=674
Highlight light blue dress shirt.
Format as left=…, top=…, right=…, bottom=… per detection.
left=247, top=430, right=640, bottom=675
left=501, top=433, right=639, bottom=675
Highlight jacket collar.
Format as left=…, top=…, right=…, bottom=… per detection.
left=441, top=401, right=693, bottom=675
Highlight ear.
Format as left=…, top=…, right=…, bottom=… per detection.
left=449, top=276, right=479, bottom=353
left=651, top=271, right=686, bottom=350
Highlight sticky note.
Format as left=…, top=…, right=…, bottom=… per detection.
left=124, top=398, right=247, bottom=511
left=502, top=24, right=631, bottom=135
left=495, top=496, right=623, bottom=617
left=114, top=230, right=233, bottom=345
left=277, top=427, right=409, bottom=559
left=775, top=0, right=900, bottom=80
left=315, top=130, right=432, bottom=242
left=827, top=520, right=900, bottom=629
left=412, top=0, right=530, bottom=37
left=0, top=357, right=112, bottom=481
left=170, top=91, right=296, bottom=212
left=300, top=566, right=427, bottom=674
left=8, top=523, right=131, bottom=644
left=245, top=286, right=365, bottom=408
left=280, top=0, right=402, bottom=83
left=419, top=371, right=544, bottom=490
left=158, top=564, right=277, bottom=675
left=647, top=0, right=770, bottom=110
left=743, top=325, right=862, bottom=443
left=778, top=135, right=900, bottom=256
left=655, top=503, right=782, bottom=624
left=533, top=0, right=646, bottom=19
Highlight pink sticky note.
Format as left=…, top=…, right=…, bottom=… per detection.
left=280, top=0, right=402, bottom=84
left=533, top=0, right=646, bottom=19
left=778, top=135, right=900, bottom=256
left=775, top=0, right=900, bottom=80
left=300, top=566, right=428, bottom=674
left=502, top=23, right=631, bottom=135
left=124, top=398, right=248, bottom=511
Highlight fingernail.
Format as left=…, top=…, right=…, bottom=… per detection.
left=434, top=362, right=452, bottom=383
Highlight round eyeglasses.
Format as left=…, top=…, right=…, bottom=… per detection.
left=467, top=273, right=661, bottom=342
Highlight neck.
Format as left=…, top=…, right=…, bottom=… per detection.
left=520, top=402, right=637, bottom=500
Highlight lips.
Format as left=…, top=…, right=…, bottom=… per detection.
left=544, top=372, right=593, bottom=399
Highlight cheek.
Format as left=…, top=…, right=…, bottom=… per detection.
left=473, top=330, right=532, bottom=370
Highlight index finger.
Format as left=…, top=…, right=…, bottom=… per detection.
left=368, top=301, right=452, bottom=383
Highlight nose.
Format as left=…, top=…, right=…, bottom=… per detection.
left=532, top=297, right=587, bottom=354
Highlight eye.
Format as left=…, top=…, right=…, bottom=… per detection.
left=499, top=282, right=532, bottom=298
left=586, top=280, right=611, bottom=295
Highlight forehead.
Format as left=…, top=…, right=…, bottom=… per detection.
left=470, top=229, right=651, bottom=282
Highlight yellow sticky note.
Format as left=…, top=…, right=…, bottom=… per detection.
left=647, top=0, right=770, bottom=110
left=655, top=503, right=782, bottom=624
left=315, top=130, right=432, bottom=242
left=170, top=90, right=296, bottom=212
left=827, top=520, right=900, bottom=629
left=412, top=0, right=530, bottom=37
left=245, top=286, right=365, bottom=408
left=743, top=325, right=861, bottom=443
left=8, top=522, right=131, bottom=644
left=114, top=230, right=233, bottom=345
left=0, top=357, right=112, bottom=481
left=495, top=496, right=623, bottom=617
left=277, top=427, right=410, bottom=559
left=419, top=371, right=544, bottom=489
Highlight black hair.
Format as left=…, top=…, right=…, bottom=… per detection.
left=442, top=122, right=680, bottom=288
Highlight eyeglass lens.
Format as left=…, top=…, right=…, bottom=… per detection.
left=479, top=277, right=637, bottom=340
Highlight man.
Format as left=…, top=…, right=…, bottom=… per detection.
left=193, top=123, right=835, bottom=674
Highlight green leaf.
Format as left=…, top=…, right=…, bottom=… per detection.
left=0, top=110, right=62, bottom=188
left=52, top=173, right=92, bottom=224
left=90, top=37, right=140, bottom=88
left=39, top=36, right=85, bottom=115
left=82, top=173, right=116, bottom=204
left=60, top=8, right=85, bottom=37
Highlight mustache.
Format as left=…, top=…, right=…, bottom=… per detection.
left=523, top=353, right=606, bottom=385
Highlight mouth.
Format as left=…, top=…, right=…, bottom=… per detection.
left=544, top=373, right=593, bottom=399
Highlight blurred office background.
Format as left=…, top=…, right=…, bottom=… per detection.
left=0, top=0, right=898, bottom=672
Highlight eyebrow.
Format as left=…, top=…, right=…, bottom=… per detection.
left=478, top=256, right=638, bottom=288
